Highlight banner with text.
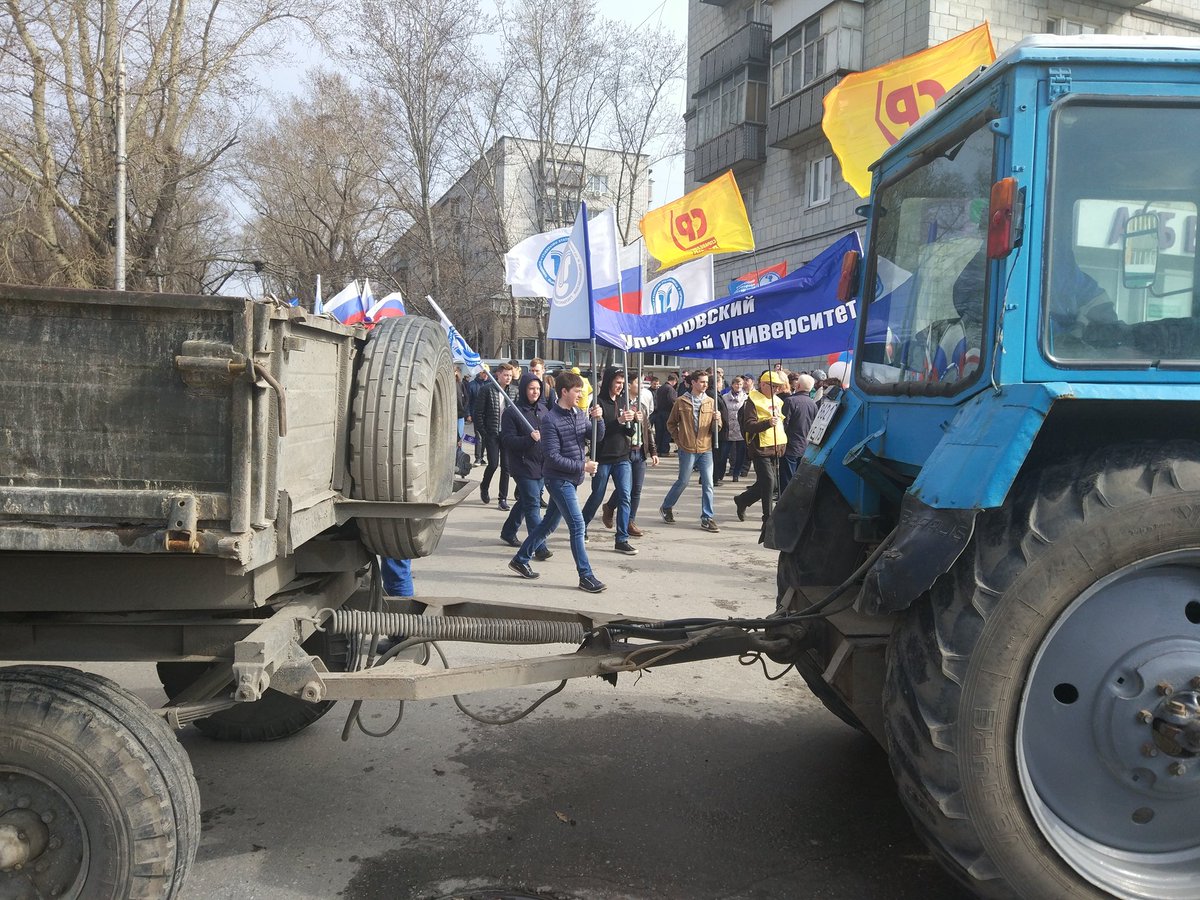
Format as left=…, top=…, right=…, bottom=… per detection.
left=592, top=233, right=862, bottom=359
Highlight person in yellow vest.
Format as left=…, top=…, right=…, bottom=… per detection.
left=734, top=370, right=788, bottom=524
left=570, top=366, right=593, bottom=411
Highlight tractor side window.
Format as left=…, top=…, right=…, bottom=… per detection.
left=857, top=126, right=994, bottom=392
left=1045, top=102, right=1199, bottom=365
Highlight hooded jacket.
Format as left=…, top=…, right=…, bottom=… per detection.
left=594, top=391, right=635, bottom=463
left=502, top=373, right=547, bottom=480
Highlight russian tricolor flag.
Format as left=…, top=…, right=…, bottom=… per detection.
left=595, top=244, right=642, bottom=314
left=367, top=291, right=406, bottom=322
left=325, top=281, right=366, bottom=325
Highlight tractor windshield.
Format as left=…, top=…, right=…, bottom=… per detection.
left=857, top=125, right=995, bottom=392
left=1045, top=101, right=1200, bottom=365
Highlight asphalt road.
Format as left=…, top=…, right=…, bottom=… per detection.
left=103, top=462, right=966, bottom=900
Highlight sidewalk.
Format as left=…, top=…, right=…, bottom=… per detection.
left=421, top=457, right=780, bottom=622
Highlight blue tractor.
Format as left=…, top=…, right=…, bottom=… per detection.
left=772, top=36, right=1200, bottom=899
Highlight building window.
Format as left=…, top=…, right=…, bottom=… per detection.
left=642, top=353, right=680, bottom=367
left=696, top=67, right=768, bottom=144
left=1047, top=17, right=1099, bottom=35
left=518, top=338, right=540, bottom=359
left=519, top=298, right=545, bottom=317
left=770, top=3, right=863, bottom=105
left=586, top=174, right=609, bottom=194
left=808, top=155, right=832, bottom=207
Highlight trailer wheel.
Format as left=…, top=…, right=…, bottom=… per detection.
left=156, top=630, right=348, bottom=742
left=0, top=666, right=198, bottom=899
left=349, top=315, right=455, bottom=560
left=884, top=441, right=1200, bottom=899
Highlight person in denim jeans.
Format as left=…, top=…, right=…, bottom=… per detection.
left=601, top=374, right=658, bottom=538
left=581, top=368, right=638, bottom=555
left=659, top=369, right=720, bottom=533
left=499, top=373, right=551, bottom=559
left=508, top=371, right=607, bottom=593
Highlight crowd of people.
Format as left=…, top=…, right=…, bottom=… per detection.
left=458, top=357, right=841, bottom=594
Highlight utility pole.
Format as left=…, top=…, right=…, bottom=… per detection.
left=114, top=44, right=127, bottom=291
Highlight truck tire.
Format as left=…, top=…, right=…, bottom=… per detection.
left=349, top=315, right=455, bottom=560
left=883, top=441, right=1200, bottom=899
left=0, top=666, right=198, bottom=899
left=156, top=630, right=347, bottom=742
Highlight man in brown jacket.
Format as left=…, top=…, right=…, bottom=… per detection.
left=734, top=370, right=788, bottom=524
left=658, top=369, right=719, bottom=532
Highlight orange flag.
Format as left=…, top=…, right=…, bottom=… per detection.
left=639, top=170, right=754, bottom=270
left=823, top=23, right=996, bottom=197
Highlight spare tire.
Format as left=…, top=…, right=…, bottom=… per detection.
left=349, top=315, right=455, bottom=559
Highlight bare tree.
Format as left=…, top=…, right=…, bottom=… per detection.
left=604, top=22, right=685, bottom=244
left=236, top=71, right=406, bottom=304
left=0, top=0, right=328, bottom=289
left=356, top=0, right=488, bottom=301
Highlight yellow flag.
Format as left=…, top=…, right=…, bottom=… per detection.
left=823, top=23, right=996, bottom=197
left=639, top=170, right=754, bottom=270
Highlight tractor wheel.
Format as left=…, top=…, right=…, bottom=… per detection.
left=349, top=315, right=456, bottom=560
left=884, top=441, right=1200, bottom=899
left=156, top=629, right=348, bottom=743
left=0, top=666, right=199, bottom=899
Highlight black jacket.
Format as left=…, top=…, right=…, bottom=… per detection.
left=782, top=393, right=818, bottom=458
left=594, top=392, right=635, bottom=463
left=472, top=380, right=505, bottom=438
left=502, top=373, right=546, bottom=479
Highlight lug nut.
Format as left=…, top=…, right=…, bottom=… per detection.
left=40, top=812, right=52, bottom=824
left=1169, top=762, right=1188, bottom=776
left=1157, top=681, right=1174, bottom=696
left=1138, top=709, right=1154, bottom=724
left=1142, top=743, right=1160, bottom=758
left=15, top=797, right=29, bottom=809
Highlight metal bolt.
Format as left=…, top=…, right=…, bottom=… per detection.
left=1168, top=699, right=1188, bottom=716
left=15, top=831, right=26, bottom=842
left=15, top=797, right=29, bottom=809
left=1138, top=709, right=1154, bottom=724
left=48, top=837, right=61, bottom=850
left=1157, top=681, right=1174, bottom=696
left=1142, top=743, right=1160, bottom=758
left=39, top=812, right=52, bottom=824
left=1169, top=762, right=1188, bottom=776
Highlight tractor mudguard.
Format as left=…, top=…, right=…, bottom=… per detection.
left=764, top=459, right=823, bottom=554
left=856, top=495, right=977, bottom=615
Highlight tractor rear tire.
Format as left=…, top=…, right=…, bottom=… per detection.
left=349, top=316, right=455, bottom=560
left=883, top=441, right=1200, bottom=899
left=0, top=666, right=199, bottom=899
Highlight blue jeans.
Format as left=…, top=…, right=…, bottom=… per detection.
left=662, top=449, right=714, bottom=521
left=502, top=476, right=548, bottom=554
left=381, top=558, right=413, bottom=597
left=581, top=459, right=631, bottom=543
left=516, top=477, right=593, bottom=578
left=606, top=449, right=647, bottom=523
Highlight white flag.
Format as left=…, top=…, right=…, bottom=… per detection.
left=504, top=226, right=571, bottom=298
left=641, top=256, right=714, bottom=315
left=547, top=204, right=621, bottom=341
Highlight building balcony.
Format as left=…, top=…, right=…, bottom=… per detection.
left=693, top=122, right=766, bottom=183
left=767, top=72, right=843, bottom=149
left=696, top=22, right=771, bottom=95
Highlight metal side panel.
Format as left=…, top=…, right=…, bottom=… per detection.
left=0, top=285, right=255, bottom=551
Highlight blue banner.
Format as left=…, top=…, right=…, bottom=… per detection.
left=592, top=232, right=862, bottom=359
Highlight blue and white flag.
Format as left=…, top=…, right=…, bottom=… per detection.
left=547, top=204, right=620, bottom=341
left=591, top=232, right=863, bottom=360
left=504, top=226, right=572, bottom=298
left=641, top=256, right=714, bottom=315
left=425, top=295, right=483, bottom=374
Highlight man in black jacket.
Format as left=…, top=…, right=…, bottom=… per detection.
left=473, top=363, right=513, bottom=508
left=580, top=368, right=638, bottom=555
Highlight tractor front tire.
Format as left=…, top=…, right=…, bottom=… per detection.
left=884, top=441, right=1200, bottom=899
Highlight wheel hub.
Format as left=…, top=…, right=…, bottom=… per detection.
left=1018, top=553, right=1200, bottom=899
left=0, top=769, right=85, bottom=899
